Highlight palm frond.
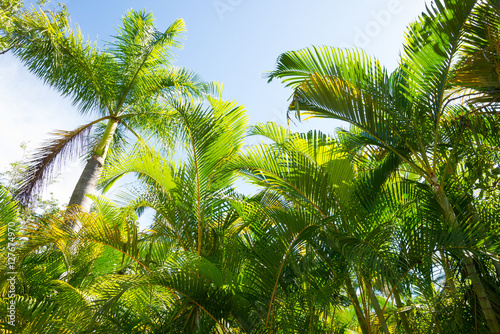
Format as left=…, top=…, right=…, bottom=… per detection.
left=9, top=8, right=115, bottom=115
left=17, top=121, right=99, bottom=204
left=0, top=186, right=18, bottom=224
left=100, top=142, right=175, bottom=194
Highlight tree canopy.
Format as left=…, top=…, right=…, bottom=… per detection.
left=1, top=0, right=499, bottom=333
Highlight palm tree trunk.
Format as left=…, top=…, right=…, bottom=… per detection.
left=393, top=286, right=412, bottom=334
left=68, top=154, right=105, bottom=212
left=433, top=182, right=500, bottom=334
left=440, top=250, right=457, bottom=293
left=366, top=279, right=390, bottom=334
left=67, top=119, right=118, bottom=214
left=345, top=276, right=370, bottom=334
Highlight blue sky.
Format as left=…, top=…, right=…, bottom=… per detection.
left=59, top=0, right=428, bottom=126
left=0, top=0, right=429, bottom=205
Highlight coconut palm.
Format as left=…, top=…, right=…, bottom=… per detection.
left=268, top=0, right=500, bottom=332
left=6, top=8, right=211, bottom=214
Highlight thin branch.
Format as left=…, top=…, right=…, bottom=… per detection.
left=0, top=45, right=15, bottom=55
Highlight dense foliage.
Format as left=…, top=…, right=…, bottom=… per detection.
left=1, top=0, right=499, bottom=333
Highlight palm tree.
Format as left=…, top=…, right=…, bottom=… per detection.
left=97, top=96, right=252, bottom=332
left=0, top=60, right=273, bottom=333
left=235, top=124, right=498, bottom=333
left=6, top=8, right=211, bottom=214
left=3, top=120, right=495, bottom=332
left=234, top=123, right=408, bottom=333
left=100, top=111, right=360, bottom=332
left=268, top=0, right=500, bottom=332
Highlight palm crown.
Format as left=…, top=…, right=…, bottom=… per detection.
left=268, top=0, right=500, bottom=332
left=8, top=8, right=211, bottom=212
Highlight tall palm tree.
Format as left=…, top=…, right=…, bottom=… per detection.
left=268, top=0, right=500, bottom=332
left=6, top=8, right=211, bottom=214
